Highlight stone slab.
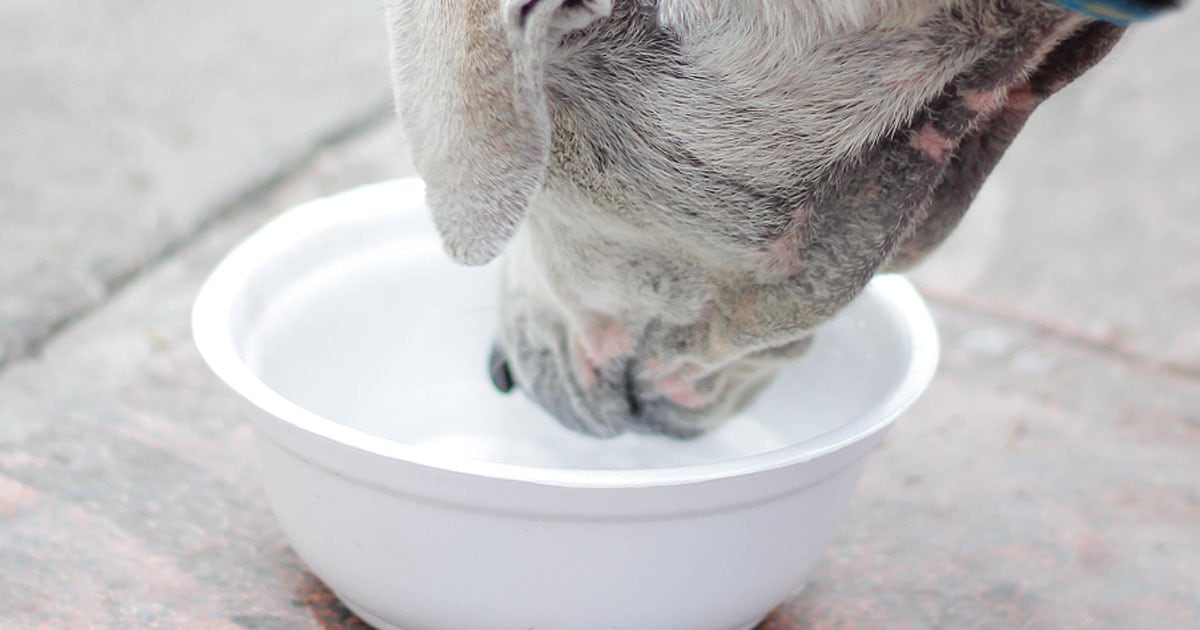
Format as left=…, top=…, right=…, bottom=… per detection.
left=770, top=306, right=1200, bottom=629
left=0, top=119, right=414, bottom=627
left=2, top=116, right=1197, bottom=627
left=0, top=0, right=393, bottom=366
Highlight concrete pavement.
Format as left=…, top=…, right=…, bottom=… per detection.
left=1, top=3, right=1197, bottom=628
left=0, top=0, right=392, bottom=367
left=911, top=10, right=1200, bottom=374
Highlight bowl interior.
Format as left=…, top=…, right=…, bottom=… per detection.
left=199, top=180, right=938, bottom=475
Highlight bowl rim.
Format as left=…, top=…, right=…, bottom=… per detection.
left=192, top=178, right=940, bottom=489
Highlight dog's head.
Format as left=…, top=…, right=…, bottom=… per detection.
left=387, top=0, right=1128, bottom=437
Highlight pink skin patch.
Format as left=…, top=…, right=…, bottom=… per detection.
left=910, top=124, right=956, bottom=163
left=640, top=355, right=666, bottom=376
left=963, top=86, right=1010, bottom=116
left=580, top=316, right=634, bottom=366
left=573, top=320, right=714, bottom=408
left=568, top=315, right=634, bottom=388
left=761, top=206, right=810, bottom=276
left=1005, top=84, right=1038, bottom=113
left=653, top=374, right=713, bottom=409
left=765, top=233, right=802, bottom=272
left=568, top=339, right=599, bottom=388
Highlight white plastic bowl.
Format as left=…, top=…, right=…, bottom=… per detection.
left=192, top=178, right=939, bottom=630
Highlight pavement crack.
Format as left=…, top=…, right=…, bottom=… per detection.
left=0, top=98, right=396, bottom=376
left=922, top=286, right=1200, bottom=384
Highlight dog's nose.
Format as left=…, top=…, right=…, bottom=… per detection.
left=489, top=344, right=516, bottom=394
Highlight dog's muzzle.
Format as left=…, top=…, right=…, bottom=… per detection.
left=486, top=325, right=808, bottom=440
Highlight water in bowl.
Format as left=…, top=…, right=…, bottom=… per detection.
left=241, top=226, right=907, bottom=471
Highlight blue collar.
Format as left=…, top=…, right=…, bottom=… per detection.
left=1058, top=0, right=1178, bottom=25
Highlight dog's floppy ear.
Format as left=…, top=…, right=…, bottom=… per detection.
left=385, top=0, right=612, bottom=266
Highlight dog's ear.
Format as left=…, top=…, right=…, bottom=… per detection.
left=385, top=0, right=612, bottom=266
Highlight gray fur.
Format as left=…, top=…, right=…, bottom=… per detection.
left=385, top=0, right=1124, bottom=438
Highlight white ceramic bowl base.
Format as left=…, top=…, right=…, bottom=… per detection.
left=193, top=179, right=939, bottom=630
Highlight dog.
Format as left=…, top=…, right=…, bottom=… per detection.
left=384, top=0, right=1177, bottom=438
